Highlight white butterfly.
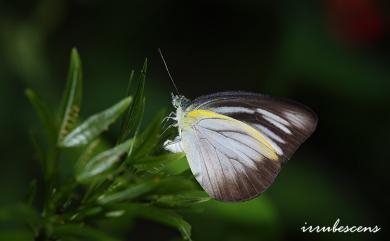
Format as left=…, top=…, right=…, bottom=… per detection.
left=164, top=91, right=318, bottom=202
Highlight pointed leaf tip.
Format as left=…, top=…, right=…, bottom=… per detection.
left=142, top=58, right=148, bottom=73
left=71, top=48, right=81, bottom=64
left=58, top=48, right=83, bottom=144
left=117, top=65, right=146, bottom=144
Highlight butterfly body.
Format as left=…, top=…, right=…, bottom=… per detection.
left=166, top=91, right=317, bottom=202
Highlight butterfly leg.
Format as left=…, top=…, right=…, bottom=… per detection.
left=161, top=111, right=177, bottom=128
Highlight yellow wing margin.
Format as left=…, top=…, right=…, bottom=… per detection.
left=184, top=109, right=278, bottom=161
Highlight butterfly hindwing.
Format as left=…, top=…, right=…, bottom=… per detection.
left=181, top=109, right=282, bottom=201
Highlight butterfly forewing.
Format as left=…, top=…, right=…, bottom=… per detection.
left=187, top=92, right=318, bottom=162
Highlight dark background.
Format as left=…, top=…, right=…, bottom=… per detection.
left=0, top=0, right=389, bottom=240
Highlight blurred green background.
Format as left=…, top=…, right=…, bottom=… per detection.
left=0, top=0, right=388, bottom=240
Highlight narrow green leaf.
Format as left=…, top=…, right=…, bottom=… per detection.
left=26, top=89, right=58, bottom=179
left=97, top=180, right=156, bottom=204
left=113, top=204, right=192, bottom=241
left=118, top=70, right=135, bottom=142
left=69, top=207, right=104, bottom=221
left=154, top=191, right=211, bottom=208
left=58, top=48, right=83, bottom=143
left=127, top=98, right=145, bottom=157
left=29, top=131, right=46, bottom=174
left=25, top=89, right=57, bottom=144
left=141, top=58, right=147, bottom=75
left=118, top=70, right=134, bottom=137
left=53, top=224, right=121, bottom=241
left=154, top=176, right=198, bottom=195
left=133, top=153, right=186, bottom=174
left=118, top=59, right=147, bottom=148
left=75, top=139, right=108, bottom=171
left=76, top=138, right=133, bottom=183
left=104, top=210, right=125, bottom=218
left=60, top=97, right=132, bottom=147
left=163, top=155, right=190, bottom=175
left=134, top=152, right=185, bottom=164
left=132, top=109, right=166, bottom=159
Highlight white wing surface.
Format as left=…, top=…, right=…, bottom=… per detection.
left=181, top=111, right=282, bottom=201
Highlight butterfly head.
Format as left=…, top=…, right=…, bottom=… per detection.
left=171, top=94, right=191, bottom=109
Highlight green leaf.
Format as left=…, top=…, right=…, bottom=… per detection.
left=25, top=89, right=56, bottom=144
left=60, top=97, right=132, bottom=147
left=76, top=138, right=134, bottom=183
left=25, top=89, right=58, bottom=178
left=69, top=207, right=104, bottom=221
left=118, top=62, right=146, bottom=144
left=151, top=176, right=198, bottom=196
left=114, top=204, right=192, bottom=241
left=133, top=153, right=186, bottom=174
left=154, top=191, right=210, bottom=208
left=126, top=98, right=145, bottom=157
left=29, top=131, right=46, bottom=175
left=52, top=224, right=121, bottom=241
left=131, top=109, right=166, bottom=159
left=134, top=152, right=185, bottom=164
left=58, top=48, right=83, bottom=143
left=118, top=70, right=135, bottom=141
left=97, top=180, right=156, bottom=204
left=75, top=139, right=109, bottom=172
left=163, top=155, right=190, bottom=175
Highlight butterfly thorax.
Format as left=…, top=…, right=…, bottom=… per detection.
left=171, top=94, right=191, bottom=132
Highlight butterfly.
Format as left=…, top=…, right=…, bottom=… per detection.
left=164, top=92, right=317, bottom=202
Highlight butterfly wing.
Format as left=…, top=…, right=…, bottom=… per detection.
left=178, top=92, right=317, bottom=201
left=181, top=110, right=282, bottom=201
left=187, top=91, right=318, bottom=162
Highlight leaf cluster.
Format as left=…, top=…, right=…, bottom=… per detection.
left=2, top=48, right=209, bottom=241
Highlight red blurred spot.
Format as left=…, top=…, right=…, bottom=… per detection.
left=327, top=0, right=385, bottom=43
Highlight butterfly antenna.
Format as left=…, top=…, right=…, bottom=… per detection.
left=158, top=48, right=180, bottom=95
